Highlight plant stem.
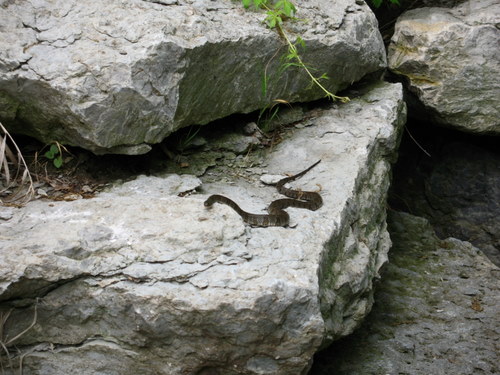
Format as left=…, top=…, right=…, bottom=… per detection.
left=276, top=24, right=350, bottom=103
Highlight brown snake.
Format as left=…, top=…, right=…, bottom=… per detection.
left=204, top=160, right=323, bottom=227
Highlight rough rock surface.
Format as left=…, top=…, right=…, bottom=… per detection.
left=311, top=211, right=500, bottom=374
left=0, top=0, right=386, bottom=155
left=388, top=0, right=500, bottom=134
left=0, top=82, right=405, bottom=375
left=412, top=0, right=470, bottom=7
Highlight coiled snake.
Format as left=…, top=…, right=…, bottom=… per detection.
left=204, top=160, right=323, bottom=227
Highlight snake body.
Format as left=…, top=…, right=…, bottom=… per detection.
left=204, top=160, right=323, bottom=227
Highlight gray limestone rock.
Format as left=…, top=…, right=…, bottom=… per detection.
left=311, top=211, right=500, bottom=375
left=0, top=0, right=386, bottom=155
left=0, top=82, right=405, bottom=374
left=388, top=0, right=500, bottom=134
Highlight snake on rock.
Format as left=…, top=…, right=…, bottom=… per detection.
left=204, top=160, right=323, bottom=227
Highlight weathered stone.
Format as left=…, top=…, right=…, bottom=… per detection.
left=0, top=82, right=405, bottom=374
left=311, top=211, right=500, bottom=374
left=0, top=0, right=386, bottom=155
left=388, top=0, right=500, bottom=134
left=414, top=0, right=470, bottom=6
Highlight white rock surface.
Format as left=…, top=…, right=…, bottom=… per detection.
left=388, top=0, right=500, bottom=134
left=0, top=0, right=386, bottom=154
left=0, top=82, right=405, bottom=375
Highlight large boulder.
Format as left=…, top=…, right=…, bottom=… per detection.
left=0, top=0, right=386, bottom=154
left=312, top=211, right=500, bottom=374
left=388, top=0, right=500, bottom=134
left=0, top=82, right=406, bottom=375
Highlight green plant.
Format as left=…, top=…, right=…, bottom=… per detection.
left=43, top=142, right=65, bottom=168
left=176, top=125, right=202, bottom=153
left=242, top=0, right=350, bottom=103
left=370, top=0, right=400, bottom=8
left=257, top=99, right=287, bottom=133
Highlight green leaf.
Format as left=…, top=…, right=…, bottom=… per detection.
left=371, top=0, right=383, bottom=7
left=53, top=155, right=63, bottom=168
left=242, top=0, right=252, bottom=8
left=266, top=17, right=276, bottom=28
left=44, top=144, right=58, bottom=159
left=261, top=72, right=268, bottom=96
left=282, top=62, right=302, bottom=69
left=295, top=36, right=305, bottom=48
left=282, top=0, right=296, bottom=17
left=275, top=0, right=296, bottom=17
left=253, top=0, right=266, bottom=9
left=265, top=12, right=283, bottom=28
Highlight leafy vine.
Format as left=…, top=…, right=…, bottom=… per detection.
left=241, top=0, right=350, bottom=103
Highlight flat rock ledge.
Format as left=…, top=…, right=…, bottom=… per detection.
left=388, top=0, right=500, bottom=134
left=0, top=82, right=405, bottom=375
left=0, top=0, right=386, bottom=154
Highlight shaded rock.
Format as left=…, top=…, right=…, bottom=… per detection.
left=417, top=0, right=468, bottom=6
left=208, top=131, right=260, bottom=155
left=389, top=122, right=500, bottom=267
left=388, top=0, right=500, bottom=134
left=0, top=82, right=405, bottom=374
left=423, top=143, right=500, bottom=265
left=0, top=0, right=386, bottom=155
left=310, top=211, right=500, bottom=375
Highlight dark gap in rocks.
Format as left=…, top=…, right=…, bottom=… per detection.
left=388, top=118, right=500, bottom=266
left=372, top=2, right=499, bottom=266
left=4, top=98, right=332, bottom=201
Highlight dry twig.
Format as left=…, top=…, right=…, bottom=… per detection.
left=0, top=122, right=35, bottom=205
left=0, top=303, right=38, bottom=375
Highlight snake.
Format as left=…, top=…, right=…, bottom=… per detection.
left=204, top=160, right=323, bottom=227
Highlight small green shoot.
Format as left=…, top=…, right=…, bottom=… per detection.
left=258, top=102, right=281, bottom=133
left=371, top=0, right=400, bottom=8
left=176, top=125, right=202, bottom=153
left=44, top=142, right=65, bottom=168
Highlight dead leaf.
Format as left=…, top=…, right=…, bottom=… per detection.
left=471, top=297, right=484, bottom=312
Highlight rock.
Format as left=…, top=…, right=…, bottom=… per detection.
left=311, top=211, right=500, bottom=375
left=209, top=131, right=260, bottom=155
left=412, top=0, right=470, bottom=6
left=0, top=0, right=386, bottom=155
left=388, top=0, right=500, bottom=134
left=0, top=82, right=405, bottom=375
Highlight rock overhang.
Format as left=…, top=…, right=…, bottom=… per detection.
left=0, top=0, right=387, bottom=154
